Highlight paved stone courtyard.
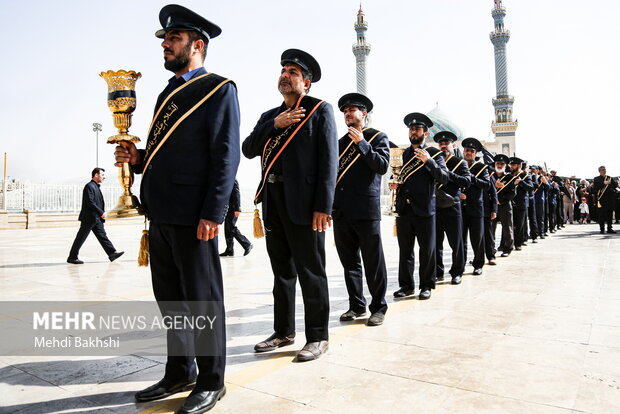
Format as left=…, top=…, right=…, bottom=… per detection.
left=0, top=217, right=619, bottom=413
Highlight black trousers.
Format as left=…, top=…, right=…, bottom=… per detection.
left=535, top=199, right=545, bottom=236
left=463, top=213, right=485, bottom=269
left=598, top=208, right=614, bottom=231
left=68, top=219, right=116, bottom=259
left=513, top=208, right=527, bottom=247
left=549, top=204, right=557, bottom=231
left=149, top=222, right=226, bottom=390
left=223, top=211, right=251, bottom=252
left=396, top=214, right=436, bottom=291
left=483, top=216, right=496, bottom=261
left=436, top=209, right=465, bottom=277
left=334, top=217, right=387, bottom=315
left=264, top=183, right=329, bottom=342
left=493, top=203, right=514, bottom=254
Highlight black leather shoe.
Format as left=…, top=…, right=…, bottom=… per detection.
left=367, top=312, right=385, bottom=326
left=436, top=275, right=445, bottom=282
left=488, top=259, right=497, bottom=265
left=393, top=287, right=415, bottom=298
left=600, top=230, right=605, bottom=234
left=500, top=252, right=510, bottom=257
left=135, top=377, right=196, bottom=402
left=109, top=251, right=124, bottom=262
left=515, top=246, right=522, bottom=251
left=219, top=250, right=233, bottom=257
left=243, top=244, right=253, bottom=256
left=177, top=386, right=226, bottom=414
left=296, top=340, right=328, bottom=362
left=67, top=258, right=84, bottom=264
left=531, top=239, right=538, bottom=243
left=540, top=235, right=545, bottom=239
left=473, top=268, right=483, bottom=276
left=254, top=332, right=295, bottom=353
left=451, top=275, right=462, bottom=285
left=419, top=289, right=431, bottom=300
left=339, top=309, right=367, bottom=321
left=608, top=229, right=617, bottom=234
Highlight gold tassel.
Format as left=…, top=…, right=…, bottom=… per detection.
left=253, top=208, right=265, bottom=238
left=138, top=229, right=149, bottom=267
left=393, top=218, right=398, bottom=237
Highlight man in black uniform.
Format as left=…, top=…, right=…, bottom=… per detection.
left=593, top=166, right=618, bottom=234
left=491, top=154, right=516, bottom=257
left=483, top=164, right=499, bottom=265
left=219, top=179, right=253, bottom=257
left=434, top=131, right=471, bottom=285
left=524, top=162, right=539, bottom=244
left=531, top=166, right=549, bottom=239
left=510, top=157, right=533, bottom=251
left=460, top=138, right=491, bottom=276
left=114, top=5, right=239, bottom=412
left=332, top=93, right=389, bottom=326
left=67, top=168, right=124, bottom=264
left=392, top=113, right=448, bottom=300
left=243, top=49, right=337, bottom=361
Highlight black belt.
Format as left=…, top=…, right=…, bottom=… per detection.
left=267, top=174, right=284, bottom=183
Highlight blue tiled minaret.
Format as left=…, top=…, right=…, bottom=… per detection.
left=490, top=0, right=518, bottom=156
left=352, top=5, right=371, bottom=96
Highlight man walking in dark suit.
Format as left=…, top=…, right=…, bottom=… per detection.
left=433, top=131, right=471, bottom=285
left=220, top=180, right=252, bottom=257
left=332, top=93, right=389, bottom=326
left=114, top=5, right=239, bottom=413
left=243, top=49, right=337, bottom=361
left=391, top=113, right=448, bottom=301
left=460, top=138, right=491, bottom=276
left=67, top=168, right=123, bottom=264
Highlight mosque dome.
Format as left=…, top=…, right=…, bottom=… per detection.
left=427, top=104, right=466, bottom=141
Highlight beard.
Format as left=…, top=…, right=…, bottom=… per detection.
left=164, top=42, right=192, bottom=73
left=409, top=136, right=424, bottom=146
left=495, top=167, right=505, bottom=174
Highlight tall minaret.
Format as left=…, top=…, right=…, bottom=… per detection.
left=490, top=0, right=518, bottom=156
left=352, top=5, right=371, bottom=95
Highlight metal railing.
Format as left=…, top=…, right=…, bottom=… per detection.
left=0, top=181, right=123, bottom=213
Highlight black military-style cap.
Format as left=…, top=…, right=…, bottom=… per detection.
left=155, top=4, right=221, bottom=40
left=509, top=156, right=524, bottom=165
left=281, top=49, right=321, bottom=82
left=461, top=137, right=483, bottom=152
left=403, top=112, right=434, bottom=129
left=530, top=165, right=540, bottom=170
left=338, top=93, right=373, bottom=112
left=494, top=154, right=510, bottom=164
left=433, top=131, right=458, bottom=143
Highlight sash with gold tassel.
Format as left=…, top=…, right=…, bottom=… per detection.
left=252, top=95, right=325, bottom=238
left=137, top=72, right=232, bottom=266
left=337, top=128, right=382, bottom=184
left=393, top=146, right=442, bottom=236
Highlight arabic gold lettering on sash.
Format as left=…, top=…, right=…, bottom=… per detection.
left=146, top=102, right=179, bottom=154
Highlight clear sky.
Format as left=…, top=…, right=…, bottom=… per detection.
left=1, top=0, right=619, bottom=189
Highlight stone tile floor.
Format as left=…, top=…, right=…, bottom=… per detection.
left=0, top=217, right=618, bottom=413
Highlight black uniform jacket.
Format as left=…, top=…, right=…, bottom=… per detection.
left=332, top=128, right=389, bottom=220
left=242, top=96, right=338, bottom=226
left=484, top=174, right=499, bottom=217
left=493, top=171, right=517, bottom=205
left=395, top=144, right=449, bottom=217
left=78, top=180, right=106, bottom=223
left=463, top=162, right=491, bottom=218
left=438, top=153, right=472, bottom=216
left=533, top=175, right=549, bottom=204
left=513, top=173, right=534, bottom=210
left=593, top=175, right=619, bottom=209
left=134, top=68, right=241, bottom=226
